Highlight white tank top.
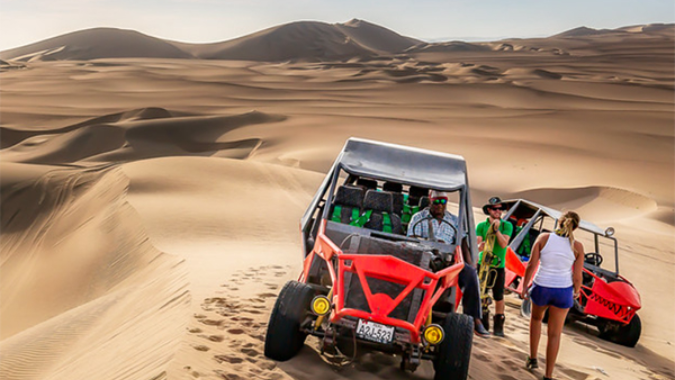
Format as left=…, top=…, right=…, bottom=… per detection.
left=533, top=234, right=575, bottom=288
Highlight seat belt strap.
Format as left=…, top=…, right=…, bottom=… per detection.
left=331, top=205, right=342, bottom=223
left=382, top=212, right=392, bottom=233
left=352, top=210, right=373, bottom=227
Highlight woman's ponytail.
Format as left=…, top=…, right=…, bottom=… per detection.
left=557, top=211, right=580, bottom=249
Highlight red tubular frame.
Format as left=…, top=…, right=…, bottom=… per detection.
left=301, top=220, right=464, bottom=344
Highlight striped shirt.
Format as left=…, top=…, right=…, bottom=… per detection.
left=407, top=209, right=458, bottom=243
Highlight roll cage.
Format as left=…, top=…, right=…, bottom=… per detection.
left=502, top=199, right=620, bottom=275
left=300, top=137, right=479, bottom=263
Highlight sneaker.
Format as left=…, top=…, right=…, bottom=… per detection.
left=526, top=356, right=538, bottom=370
left=474, top=321, right=490, bottom=337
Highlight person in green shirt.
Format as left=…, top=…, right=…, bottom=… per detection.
left=476, top=197, right=513, bottom=337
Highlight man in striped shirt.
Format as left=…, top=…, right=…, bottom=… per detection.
left=407, top=190, right=490, bottom=337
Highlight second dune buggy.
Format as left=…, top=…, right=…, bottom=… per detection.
left=501, top=199, right=642, bottom=347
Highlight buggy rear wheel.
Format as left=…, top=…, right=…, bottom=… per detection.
left=599, top=314, right=641, bottom=347
left=434, top=313, right=473, bottom=380
left=264, top=280, right=315, bottom=361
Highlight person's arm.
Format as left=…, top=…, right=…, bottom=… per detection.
left=407, top=213, right=419, bottom=237
left=521, top=233, right=547, bottom=299
left=572, top=240, right=585, bottom=298
left=494, top=220, right=512, bottom=248
left=476, top=222, right=485, bottom=251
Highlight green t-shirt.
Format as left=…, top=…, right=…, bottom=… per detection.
left=477, top=218, right=513, bottom=268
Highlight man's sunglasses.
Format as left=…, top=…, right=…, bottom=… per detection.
left=489, top=207, right=503, bottom=211
left=432, top=198, right=447, bottom=205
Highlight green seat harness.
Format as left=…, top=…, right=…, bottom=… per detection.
left=331, top=206, right=392, bottom=233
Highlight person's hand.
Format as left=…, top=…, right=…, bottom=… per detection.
left=492, top=219, right=501, bottom=230
left=521, top=287, right=529, bottom=300
left=478, top=241, right=485, bottom=251
left=573, top=289, right=580, bottom=299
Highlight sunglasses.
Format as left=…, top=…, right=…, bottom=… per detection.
left=489, top=207, right=503, bottom=211
left=432, top=198, right=447, bottom=205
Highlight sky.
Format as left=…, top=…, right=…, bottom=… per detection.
left=1, top=0, right=673, bottom=51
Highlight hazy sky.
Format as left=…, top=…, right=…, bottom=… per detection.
left=1, top=0, right=673, bottom=50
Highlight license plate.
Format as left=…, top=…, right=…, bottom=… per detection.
left=356, top=319, right=395, bottom=344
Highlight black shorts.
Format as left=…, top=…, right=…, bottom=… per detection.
left=488, top=268, right=505, bottom=301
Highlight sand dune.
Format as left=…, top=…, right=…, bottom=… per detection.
left=1, top=21, right=673, bottom=380
left=0, top=20, right=422, bottom=63
left=0, top=28, right=193, bottom=62
left=2, top=109, right=282, bottom=164
left=3, top=21, right=671, bottom=64
left=182, top=20, right=420, bottom=62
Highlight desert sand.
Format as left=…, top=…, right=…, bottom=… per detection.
left=1, top=21, right=674, bottom=380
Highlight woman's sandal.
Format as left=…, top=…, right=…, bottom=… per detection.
left=526, top=356, right=538, bottom=370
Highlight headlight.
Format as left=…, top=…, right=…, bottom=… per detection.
left=311, top=296, right=331, bottom=316
left=423, top=324, right=445, bottom=345
left=605, top=227, right=615, bottom=237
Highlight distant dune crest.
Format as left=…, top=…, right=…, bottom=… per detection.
left=1, top=21, right=672, bottom=63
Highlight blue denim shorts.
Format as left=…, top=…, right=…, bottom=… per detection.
left=530, top=284, right=574, bottom=309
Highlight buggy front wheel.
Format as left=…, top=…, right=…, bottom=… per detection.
left=599, top=314, right=641, bottom=347
left=434, top=313, right=473, bottom=380
left=264, top=280, right=315, bottom=361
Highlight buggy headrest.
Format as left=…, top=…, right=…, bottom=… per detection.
left=408, top=186, right=430, bottom=205
left=363, top=190, right=394, bottom=213
left=383, top=181, right=403, bottom=193
left=334, top=185, right=364, bottom=208
left=356, top=178, right=378, bottom=190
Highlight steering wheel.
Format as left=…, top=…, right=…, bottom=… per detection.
left=584, top=252, right=603, bottom=267
left=409, top=216, right=458, bottom=245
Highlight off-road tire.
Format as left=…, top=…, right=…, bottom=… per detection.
left=599, top=314, right=641, bottom=347
left=434, top=313, right=474, bottom=380
left=264, top=280, right=315, bottom=361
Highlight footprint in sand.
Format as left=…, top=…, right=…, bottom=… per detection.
left=200, top=319, right=224, bottom=327
left=257, top=292, right=277, bottom=298
left=502, top=359, right=522, bottom=371
left=214, top=354, right=244, bottom=364
left=241, top=348, right=260, bottom=357
left=559, top=367, right=591, bottom=380
left=213, top=370, right=244, bottom=380
left=497, top=375, right=520, bottom=380
left=474, top=352, right=492, bottom=362
left=207, top=335, right=224, bottom=342
left=193, top=345, right=210, bottom=352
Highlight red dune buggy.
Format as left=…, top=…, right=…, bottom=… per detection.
left=501, top=199, right=642, bottom=347
left=264, top=138, right=479, bottom=379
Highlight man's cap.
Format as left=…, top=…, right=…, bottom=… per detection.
left=482, top=196, right=503, bottom=215
left=430, top=190, right=448, bottom=200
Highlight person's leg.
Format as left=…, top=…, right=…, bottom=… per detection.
left=496, top=299, right=505, bottom=314
left=459, top=266, right=489, bottom=336
left=493, top=268, right=506, bottom=336
left=529, top=303, right=547, bottom=361
left=545, top=306, right=569, bottom=378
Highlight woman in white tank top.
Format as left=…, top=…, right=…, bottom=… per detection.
left=520, top=211, right=585, bottom=380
